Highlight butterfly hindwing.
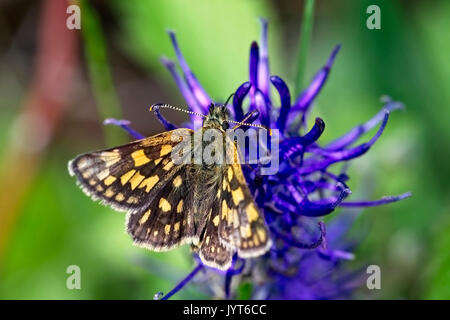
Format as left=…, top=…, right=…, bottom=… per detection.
left=126, top=165, right=197, bottom=251
left=198, top=201, right=233, bottom=270
left=68, top=128, right=193, bottom=213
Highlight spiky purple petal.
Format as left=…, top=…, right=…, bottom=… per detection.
left=233, top=81, right=251, bottom=121
left=160, top=263, right=203, bottom=300
left=103, top=118, right=145, bottom=140
left=272, top=75, right=291, bottom=134
left=160, top=57, right=203, bottom=124
left=167, top=31, right=211, bottom=111
left=258, top=18, right=270, bottom=98
left=340, top=192, right=412, bottom=207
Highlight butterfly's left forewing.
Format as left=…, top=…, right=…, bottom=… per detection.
left=68, top=128, right=193, bottom=213
left=69, top=128, right=198, bottom=251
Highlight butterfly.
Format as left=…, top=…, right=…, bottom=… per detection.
left=68, top=102, right=272, bottom=270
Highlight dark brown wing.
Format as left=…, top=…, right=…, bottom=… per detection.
left=68, top=128, right=193, bottom=213
left=126, top=165, right=197, bottom=252
left=218, top=137, right=272, bottom=259
left=69, top=128, right=198, bottom=251
left=198, top=200, right=234, bottom=270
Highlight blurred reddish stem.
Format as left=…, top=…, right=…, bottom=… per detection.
left=0, top=0, right=78, bottom=261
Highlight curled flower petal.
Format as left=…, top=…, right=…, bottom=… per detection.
left=258, top=18, right=270, bottom=98
left=339, top=192, right=412, bottom=207
left=254, top=89, right=271, bottom=127
left=160, top=57, right=203, bottom=123
left=233, top=81, right=251, bottom=121
left=299, top=117, right=325, bottom=146
left=289, top=45, right=341, bottom=132
left=150, top=104, right=178, bottom=131
left=249, top=42, right=271, bottom=126
left=103, top=118, right=145, bottom=140
left=300, top=112, right=389, bottom=174
left=272, top=76, right=291, bottom=134
left=160, top=263, right=203, bottom=300
left=322, top=172, right=351, bottom=193
left=272, top=187, right=351, bottom=217
left=293, top=44, right=341, bottom=110
left=297, top=188, right=352, bottom=217
left=249, top=41, right=259, bottom=89
left=318, top=249, right=355, bottom=261
left=326, top=98, right=404, bottom=150
left=281, top=118, right=325, bottom=159
left=167, top=30, right=211, bottom=110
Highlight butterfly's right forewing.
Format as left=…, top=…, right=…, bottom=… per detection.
left=217, top=137, right=272, bottom=258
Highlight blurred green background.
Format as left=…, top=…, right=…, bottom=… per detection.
left=0, top=0, right=449, bottom=299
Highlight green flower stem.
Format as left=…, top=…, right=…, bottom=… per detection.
left=294, top=0, right=315, bottom=97
left=81, top=0, right=125, bottom=145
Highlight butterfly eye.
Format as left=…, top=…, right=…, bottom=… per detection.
left=221, top=122, right=230, bottom=130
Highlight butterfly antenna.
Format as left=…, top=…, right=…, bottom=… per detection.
left=149, top=104, right=207, bottom=119
left=222, top=93, right=235, bottom=108
left=226, top=116, right=272, bottom=136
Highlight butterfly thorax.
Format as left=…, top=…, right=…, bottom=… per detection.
left=198, top=105, right=231, bottom=168
left=202, top=105, right=229, bottom=131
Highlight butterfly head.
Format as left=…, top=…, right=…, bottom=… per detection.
left=149, top=92, right=271, bottom=135
left=203, top=104, right=230, bottom=131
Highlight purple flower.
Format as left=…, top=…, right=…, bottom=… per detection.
left=105, top=19, right=411, bottom=300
